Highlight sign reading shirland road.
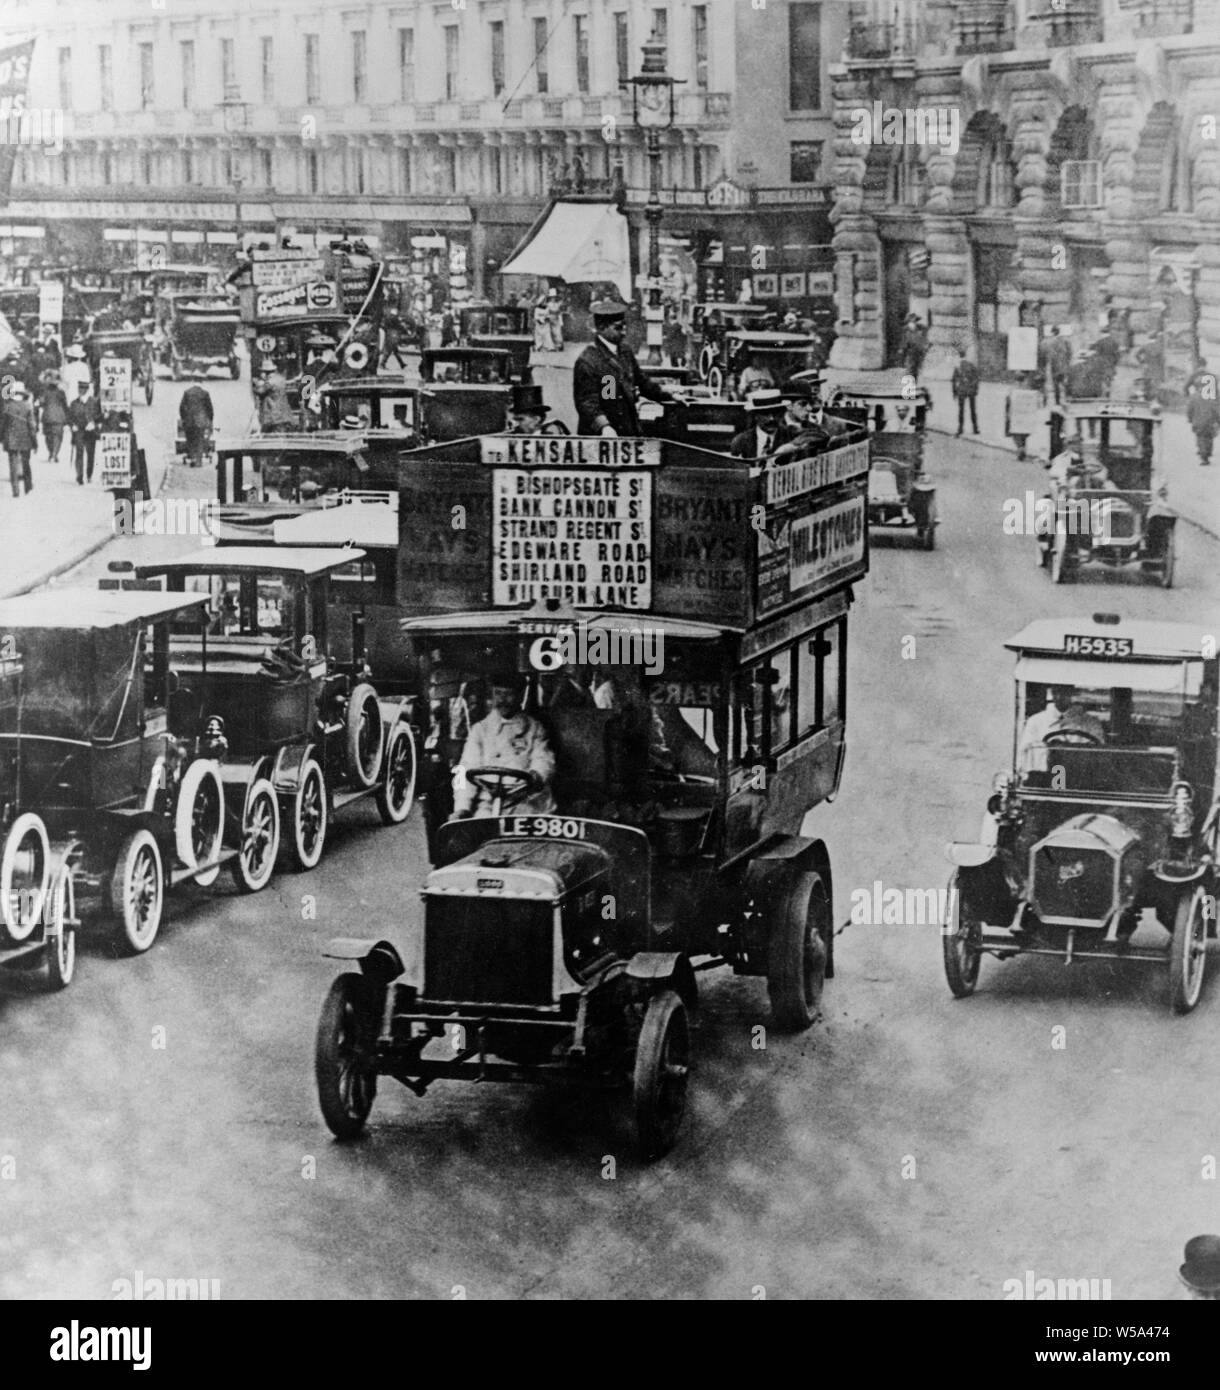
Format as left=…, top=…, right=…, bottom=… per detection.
left=492, top=469, right=652, bottom=608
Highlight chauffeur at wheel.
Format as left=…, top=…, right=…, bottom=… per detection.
left=453, top=672, right=557, bottom=818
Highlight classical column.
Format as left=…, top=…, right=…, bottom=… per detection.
left=1008, top=87, right=1067, bottom=328
left=828, top=66, right=883, bottom=369
left=1093, top=64, right=1146, bottom=330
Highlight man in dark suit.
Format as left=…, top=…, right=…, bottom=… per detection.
left=729, top=389, right=786, bottom=460
left=573, top=299, right=669, bottom=436
left=178, top=383, right=215, bottom=467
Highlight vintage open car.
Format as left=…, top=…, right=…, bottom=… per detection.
left=82, top=327, right=155, bottom=405
left=943, top=614, right=1218, bottom=1014
left=416, top=347, right=514, bottom=437
left=1036, top=400, right=1176, bottom=588
left=458, top=305, right=533, bottom=381
left=691, top=302, right=772, bottom=376
left=825, top=379, right=936, bottom=550
left=700, top=330, right=828, bottom=400
left=0, top=646, right=78, bottom=991
left=116, top=263, right=222, bottom=329
left=212, top=433, right=379, bottom=536
left=313, top=376, right=423, bottom=453
left=0, top=589, right=284, bottom=960
left=155, top=290, right=241, bottom=380
left=135, top=548, right=417, bottom=870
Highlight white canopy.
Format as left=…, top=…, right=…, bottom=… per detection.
left=1016, top=656, right=1201, bottom=697
left=500, top=200, right=632, bottom=300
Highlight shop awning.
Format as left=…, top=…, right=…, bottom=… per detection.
left=500, top=200, right=632, bottom=299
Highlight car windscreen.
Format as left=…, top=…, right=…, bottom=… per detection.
left=170, top=573, right=295, bottom=641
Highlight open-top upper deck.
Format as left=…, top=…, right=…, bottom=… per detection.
left=397, top=430, right=869, bottom=636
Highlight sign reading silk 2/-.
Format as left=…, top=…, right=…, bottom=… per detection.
left=0, top=39, right=36, bottom=204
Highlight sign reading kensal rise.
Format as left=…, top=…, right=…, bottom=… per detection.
left=480, top=436, right=661, bottom=468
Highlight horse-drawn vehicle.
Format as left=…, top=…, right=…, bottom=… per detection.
left=313, top=426, right=870, bottom=1159
left=825, top=379, right=937, bottom=550
left=134, top=548, right=417, bottom=870
left=1036, top=400, right=1176, bottom=587
left=155, top=290, right=242, bottom=380
left=0, top=589, right=281, bottom=959
left=943, top=613, right=1218, bottom=1014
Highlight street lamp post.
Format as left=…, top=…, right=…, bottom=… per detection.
left=628, top=39, right=683, bottom=365
left=220, top=87, right=249, bottom=259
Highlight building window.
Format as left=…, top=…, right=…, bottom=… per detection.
left=614, top=14, right=629, bottom=86
left=259, top=148, right=273, bottom=187
left=490, top=21, right=505, bottom=97
left=651, top=9, right=668, bottom=49
left=98, top=45, right=113, bottom=111
left=304, top=35, right=320, bottom=105
left=138, top=42, right=154, bottom=111
left=444, top=26, right=459, bottom=101
left=352, top=30, right=367, bottom=103
left=980, top=137, right=1015, bottom=208
left=399, top=29, right=415, bottom=102
left=349, top=147, right=365, bottom=194
left=139, top=152, right=153, bottom=185
left=221, top=38, right=236, bottom=98
left=534, top=17, right=549, bottom=94
left=180, top=41, right=194, bottom=109
left=490, top=146, right=503, bottom=195
left=692, top=7, right=708, bottom=91
left=399, top=147, right=412, bottom=194
left=692, top=144, right=705, bottom=189
left=182, top=148, right=195, bottom=184
left=305, top=148, right=319, bottom=193
left=57, top=48, right=71, bottom=111
left=260, top=38, right=274, bottom=105
left=575, top=16, right=590, bottom=94
left=789, top=2, right=821, bottom=112
left=790, top=140, right=822, bottom=184
left=101, top=152, right=114, bottom=184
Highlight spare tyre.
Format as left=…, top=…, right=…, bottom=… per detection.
left=344, top=684, right=384, bottom=790
left=0, top=812, right=51, bottom=946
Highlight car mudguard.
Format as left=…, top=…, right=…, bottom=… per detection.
left=323, top=936, right=404, bottom=983
left=376, top=695, right=412, bottom=734
left=270, top=743, right=319, bottom=798
left=625, top=951, right=697, bottom=1012
left=738, top=836, right=834, bottom=978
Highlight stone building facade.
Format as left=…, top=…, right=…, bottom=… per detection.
left=828, top=0, right=1220, bottom=385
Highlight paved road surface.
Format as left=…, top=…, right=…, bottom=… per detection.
left=2, top=392, right=1216, bottom=1300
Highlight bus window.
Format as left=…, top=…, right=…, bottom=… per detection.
left=769, top=650, right=793, bottom=751
left=797, top=620, right=845, bottom=733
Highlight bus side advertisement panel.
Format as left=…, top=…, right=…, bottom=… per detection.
left=651, top=468, right=753, bottom=629
left=398, top=462, right=492, bottom=614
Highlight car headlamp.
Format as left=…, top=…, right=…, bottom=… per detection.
left=1168, top=781, right=1194, bottom=839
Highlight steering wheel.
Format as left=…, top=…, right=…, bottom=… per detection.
left=1044, top=728, right=1103, bottom=747
left=464, top=766, right=542, bottom=804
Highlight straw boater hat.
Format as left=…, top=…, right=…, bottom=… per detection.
left=744, top=388, right=786, bottom=415
left=340, top=413, right=365, bottom=429
left=65, top=344, right=85, bottom=359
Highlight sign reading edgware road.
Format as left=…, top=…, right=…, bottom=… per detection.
left=492, top=469, right=653, bottom=608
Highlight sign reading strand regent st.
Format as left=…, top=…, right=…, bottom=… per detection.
left=492, top=469, right=652, bottom=608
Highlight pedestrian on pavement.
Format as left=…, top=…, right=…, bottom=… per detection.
left=901, top=314, right=928, bottom=383
left=178, top=382, right=215, bottom=467
left=39, top=324, right=62, bottom=370
left=1186, top=384, right=1220, bottom=466
left=252, top=359, right=296, bottom=435
left=379, top=309, right=408, bottom=372
left=533, top=293, right=552, bottom=353
left=1093, top=325, right=1120, bottom=395
left=61, top=343, right=91, bottom=397
left=546, top=289, right=565, bottom=350
left=573, top=299, right=669, bottom=437
left=67, top=379, right=101, bottom=484
left=1184, top=357, right=1215, bottom=399
left=38, top=373, right=70, bottom=463
left=662, top=308, right=686, bottom=368
left=1039, top=326, right=1072, bottom=404
left=2, top=381, right=37, bottom=497
left=951, top=348, right=980, bottom=436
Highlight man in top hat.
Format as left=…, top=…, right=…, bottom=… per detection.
left=506, top=383, right=566, bottom=436
left=1179, top=1235, right=1220, bottom=1299
left=730, top=388, right=787, bottom=460
left=573, top=299, right=670, bottom=438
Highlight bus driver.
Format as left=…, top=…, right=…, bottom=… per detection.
left=452, top=672, right=557, bottom=818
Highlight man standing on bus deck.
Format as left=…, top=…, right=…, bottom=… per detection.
left=573, top=300, right=669, bottom=437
